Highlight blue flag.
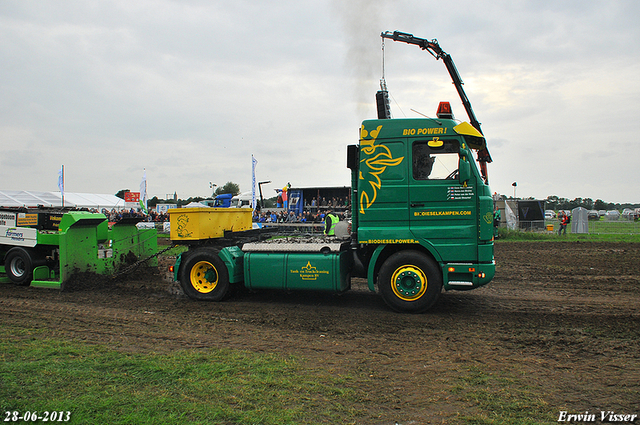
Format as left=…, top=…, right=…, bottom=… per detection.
left=58, top=166, right=64, bottom=196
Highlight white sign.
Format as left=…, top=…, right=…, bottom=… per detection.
left=0, top=212, right=16, bottom=227
left=136, top=222, right=156, bottom=229
left=0, top=225, right=38, bottom=247
left=156, top=204, right=177, bottom=214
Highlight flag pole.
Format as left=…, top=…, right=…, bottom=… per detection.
left=58, top=165, right=65, bottom=208
left=251, top=155, right=257, bottom=210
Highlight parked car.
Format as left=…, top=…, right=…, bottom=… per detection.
left=588, top=210, right=599, bottom=220
left=621, top=208, right=638, bottom=221
left=605, top=210, right=620, bottom=220
left=545, top=210, right=556, bottom=219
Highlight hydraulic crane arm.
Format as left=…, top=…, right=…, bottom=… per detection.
left=381, top=31, right=492, bottom=183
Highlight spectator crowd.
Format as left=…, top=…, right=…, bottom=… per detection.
left=252, top=209, right=350, bottom=224
left=91, top=208, right=169, bottom=223
left=89, top=195, right=352, bottom=226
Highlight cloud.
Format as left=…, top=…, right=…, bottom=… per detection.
left=0, top=0, right=638, bottom=203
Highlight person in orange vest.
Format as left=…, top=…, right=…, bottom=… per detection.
left=558, top=212, right=570, bottom=235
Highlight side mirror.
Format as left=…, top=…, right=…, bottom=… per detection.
left=346, top=145, right=359, bottom=170
left=458, top=154, right=471, bottom=184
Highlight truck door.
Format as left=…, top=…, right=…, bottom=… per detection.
left=356, top=138, right=409, bottom=238
left=408, top=137, right=477, bottom=262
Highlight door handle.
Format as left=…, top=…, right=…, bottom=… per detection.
left=411, top=203, right=425, bottom=208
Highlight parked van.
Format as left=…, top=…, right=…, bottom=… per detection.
left=230, top=192, right=253, bottom=208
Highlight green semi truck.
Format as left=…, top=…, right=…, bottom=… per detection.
left=170, top=103, right=494, bottom=313
left=170, top=32, right=496, bottom=313
left=0, top=208, right=157, bottom=289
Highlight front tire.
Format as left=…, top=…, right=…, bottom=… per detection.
left=378, top=250, right=442, bottom=313
left=5, top=247, right=34, bottom=286
left=179, top=249, right=230, bottom=301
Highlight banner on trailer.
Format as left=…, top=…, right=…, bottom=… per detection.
left=0, top=212, right=16, bottom=227
left=0, top=225, right=38, bottom=247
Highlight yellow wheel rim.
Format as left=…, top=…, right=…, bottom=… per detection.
left=189, top=260, right=219, bottom=293
left=391, top=265, right=427, bottom=301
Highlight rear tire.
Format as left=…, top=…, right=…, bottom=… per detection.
left=5, top=247, right=34, bottom=286
left=179, top=249, right=230, bottom=301
left=378, top=250, right=442, bottom=313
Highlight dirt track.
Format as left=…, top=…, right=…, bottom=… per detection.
left=1, top=241, right=639, bottom=423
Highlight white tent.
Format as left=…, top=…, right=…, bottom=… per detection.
left=0, top=190, right=124, bottom=210
left=184, top=201, right=209, bottom=208
left=505, top=200, right=517, bottom=230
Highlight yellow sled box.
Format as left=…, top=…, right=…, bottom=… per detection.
left=167, top=208, right=252, bottom=241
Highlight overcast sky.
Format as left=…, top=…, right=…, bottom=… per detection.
left=1, top=1, right=639, bottom=203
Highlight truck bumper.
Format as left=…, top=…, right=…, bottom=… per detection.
left=442, top=261, right=495, bottom=290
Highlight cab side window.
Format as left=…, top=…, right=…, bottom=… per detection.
left=412, top=139, right=460, bottom=180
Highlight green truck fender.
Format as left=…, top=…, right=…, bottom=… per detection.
left=217, top=246, right=244, bottom=284
left=174, top=246, right=244, bottom=284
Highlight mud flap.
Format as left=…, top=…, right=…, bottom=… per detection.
left=478, top=196, right=494, bottom=241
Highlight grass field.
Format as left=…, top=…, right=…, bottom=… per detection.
left=0, top=329, right=359, bottom=425
left=498, top=219, right=640, bottom=243
left=1, top=329, right=560, bottom=425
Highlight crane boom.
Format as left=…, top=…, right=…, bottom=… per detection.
left=381, top=31, right=492, bottom=183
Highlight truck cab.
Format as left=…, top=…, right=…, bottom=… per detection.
left=230, top=192, right=253, bottom=208
left=211, top=193, right=233, bottom=208
left=348, top=103, right=495, bottom=312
